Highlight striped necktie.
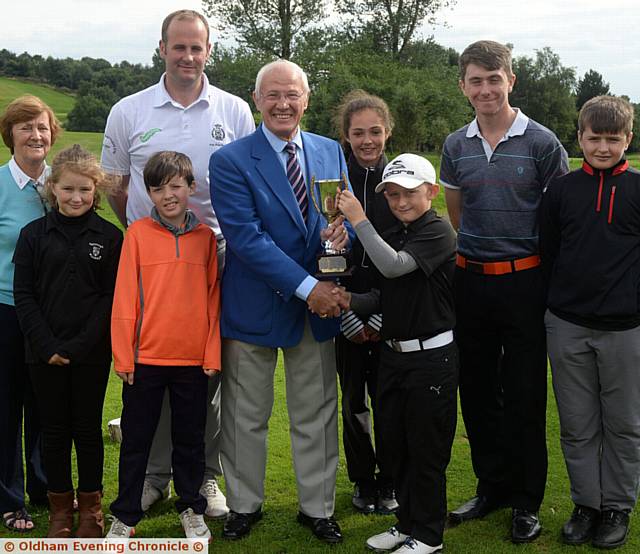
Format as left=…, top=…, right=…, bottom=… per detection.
left=285, top=142, right=308, bottom=222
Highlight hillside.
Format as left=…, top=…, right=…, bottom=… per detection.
left=0, top=77, right=75, bottom=122
left=0, top=77, right=103, bottom=164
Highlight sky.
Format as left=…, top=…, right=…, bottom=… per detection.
left=2, top=0, right=639, bottom=102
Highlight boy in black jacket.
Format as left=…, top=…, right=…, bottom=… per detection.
left=540, top=96, right=638, bottom=550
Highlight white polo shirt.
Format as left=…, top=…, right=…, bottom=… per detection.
left=101, top=74, right=255, bottom=239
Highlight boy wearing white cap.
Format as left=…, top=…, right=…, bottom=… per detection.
left=337, top=153, right=457, bottom=554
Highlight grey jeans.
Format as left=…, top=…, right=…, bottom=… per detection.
left=546, top=310, right=640, bottom=511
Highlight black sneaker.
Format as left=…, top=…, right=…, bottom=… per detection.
left=376, top=485, right=399, bottom=515
left=562, top=505, right=599, bottom=545
left=592, top=509, right=630, bottom=549
left=352, top=483, right=376, bottom=514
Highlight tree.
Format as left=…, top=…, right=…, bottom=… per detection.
left=511, top=47, right=577, bottom=151
left=336, top=0, right=455, bottom=60
left=301, top=35, right=471, bottom=151
left=628, top=99, right=640, bottom=153
left=576, top=69, right=610, bottom=110
left=66, top=86, right=118, bottom=132
left=207, top=45, right=268, bottom=105
left=201, top=0, right=324, bottom=59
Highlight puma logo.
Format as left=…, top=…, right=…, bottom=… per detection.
left=430, top=385, right=442, bottom=395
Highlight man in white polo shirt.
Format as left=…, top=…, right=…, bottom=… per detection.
left=101, top=8, right=254, bottom=518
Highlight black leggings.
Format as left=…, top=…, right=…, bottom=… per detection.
left=29, top=362, right=110, bottom=493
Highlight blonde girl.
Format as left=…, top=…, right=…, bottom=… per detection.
left=13, top=145, right=123, bottom=538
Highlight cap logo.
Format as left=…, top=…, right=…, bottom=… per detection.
left=383, top=159, right=417, bottom=179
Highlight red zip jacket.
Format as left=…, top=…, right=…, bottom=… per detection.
left=111, top=212, right=220, bottom=372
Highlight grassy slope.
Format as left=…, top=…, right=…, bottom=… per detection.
left=1, top=79, right=640, bottom=550
left=0, top=77, right=75, bottom=124
left=0, top=78, right=102, bottom=157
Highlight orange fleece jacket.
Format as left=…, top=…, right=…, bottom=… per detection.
left=111, top=217, right=221, bottom=373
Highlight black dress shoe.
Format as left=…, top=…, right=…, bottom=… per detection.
left=511, top=509, right=541, bottom=543
left=222, top=510, right=262, bottom=540
left=592, top=509, right=630, bottom=549
left=562, top=505, right=599, bottom=545
left=297, top=512, right=343, bottom=544
left=352, top=483, right=376, bottom=514
left=448, top=495, right=502, bottom=525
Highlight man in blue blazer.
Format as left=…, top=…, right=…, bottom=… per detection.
left=209, top=60, right=350, bottom=544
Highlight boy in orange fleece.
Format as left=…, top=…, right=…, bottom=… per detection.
left=106, top=151, right=220, bottom=540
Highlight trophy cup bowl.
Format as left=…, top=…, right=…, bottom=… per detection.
left=311, top=173, right=354, bottom=279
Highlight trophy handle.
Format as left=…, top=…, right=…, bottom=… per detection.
left=309, top=175, right=322, bottom=214
left=341, top=171, right=348, bottom=191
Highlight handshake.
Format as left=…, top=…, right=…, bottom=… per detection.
left=307, top=281, right=351, bottom=319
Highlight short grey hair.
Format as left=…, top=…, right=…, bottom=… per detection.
left=254, top=59, right=310, bottom=96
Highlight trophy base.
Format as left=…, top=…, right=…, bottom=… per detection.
left=315, top=252, right=354, bottom=280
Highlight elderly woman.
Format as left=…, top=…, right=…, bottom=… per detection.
left=0, top=95, right=61, bottom=532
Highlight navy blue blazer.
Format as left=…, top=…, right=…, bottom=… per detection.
left=210, top=126, right=351, bottom=348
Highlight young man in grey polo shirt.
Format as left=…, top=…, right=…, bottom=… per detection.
left=440, top=40, right=568, bottom=543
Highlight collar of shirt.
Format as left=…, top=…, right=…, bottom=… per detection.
left=260, top=124, right=307, bottom=181
left=150, top=207, right=200, bottom=235
left=388, top=209, right=436, bottom=236
left=45, top=208, right=101, bottom=234
left=153, top=73, right=212, bottom=109
left=9, top=156, right=49, bottom=190
left=466, top=108, right=530, bottom=161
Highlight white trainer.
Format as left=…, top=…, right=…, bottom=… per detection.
left=140, top=480, right=171, bottom=512
left=366, top=526, right=410, bottom=552
left=105, top=517, right=134, bottom=538
left=200, top=479, right=229, bottom=519
left=391, top=537, right=443, bottom=554
left=179, top=508, right=212, bottom=540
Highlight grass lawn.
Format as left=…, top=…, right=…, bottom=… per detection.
left=3, top=361, right=640, bottom=552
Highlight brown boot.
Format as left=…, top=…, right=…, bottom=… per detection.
left=47, top=491, right=74, bottom=538
left=76, top=491, right=104, bottom=538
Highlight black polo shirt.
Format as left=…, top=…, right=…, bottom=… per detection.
left=13, top=209, right=123, bottom=365
left=378, top=210, right=456, bottom=341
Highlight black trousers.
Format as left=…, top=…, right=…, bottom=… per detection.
left=0, top=304, right=46, bottom=513
left=454, top=266, right=548, bottom=511
left=336, top=335, right=391, bottom=488
left=377, top=342, right=458, bottom=546
left=110, top=364, right=208, bottom=526
left=29, top=361, right=110, bottom=493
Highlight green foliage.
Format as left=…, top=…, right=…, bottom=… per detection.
left=64, top=66, right=157, bottom=132
left=301, top=36, right=471, bottom=152
left=511, top=47, right=578, bottom=153
left=1, top=26, right=637, bottom=155
left=0, top=49, right=157, bottom=132
left=206, top=46, right=269, bottom=106
left=576, top=69, right=610, bottom=110
left=66, top=93, right=116, bottom=132
left=631, top=103, right=640, bottom=152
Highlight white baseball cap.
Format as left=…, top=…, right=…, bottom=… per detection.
left=375, top=153, right=437, bottom=193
